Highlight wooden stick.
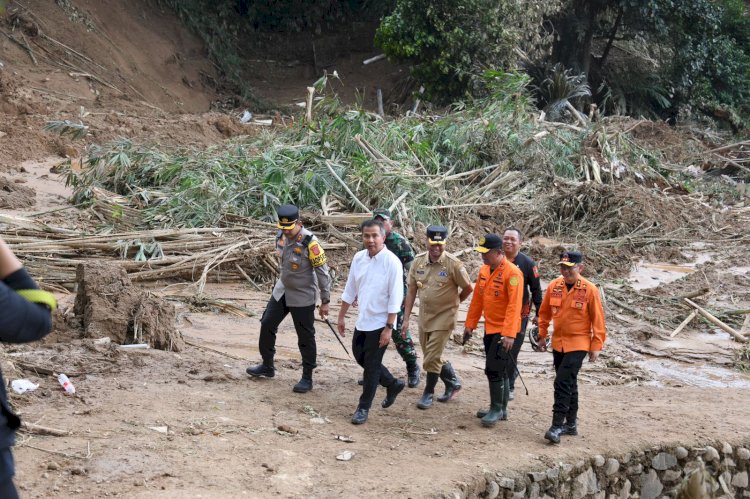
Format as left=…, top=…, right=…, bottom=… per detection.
left=670, top=310, right=697, bottom=338
left=377, top=88, right=384, bottom=117
left=388, top=192, right=409, bottom=213
left=235, top=263, right=262, bottom=291
left=363, top=54, right=386, bottom=65
left=684, top=298, right=748, bottom=342
left=184, top=339, right=245, bottom=361
left=21, top=422, right=70, bottom=437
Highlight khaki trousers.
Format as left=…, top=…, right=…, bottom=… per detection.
left=419, top=328, right=452, bottom=373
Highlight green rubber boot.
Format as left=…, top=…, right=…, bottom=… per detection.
left=480, top=381, right=504, bottom=427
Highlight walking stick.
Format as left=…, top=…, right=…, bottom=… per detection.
left=324, top=318, right=352, bottom=358
left=508, top=352, right=529, bottom=396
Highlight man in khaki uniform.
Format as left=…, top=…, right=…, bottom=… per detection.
left=403, top=226, right=473, bottom=409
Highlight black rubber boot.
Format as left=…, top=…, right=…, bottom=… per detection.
left=417, top=372, right=439, bottom=410
left=480, top=381, right=504, bottom=427
left=246, top=362, right=275, bottom=378
left=544, top=414, right=566, bottom=443
left=437, top=362, right=462, bottom=402
left=500, top=377, right=510, bottom=420
left=293, top=367, right=313, bottom=393
left=407, top=363, right=421, bottom=388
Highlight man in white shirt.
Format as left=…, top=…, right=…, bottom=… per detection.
left=337, top=219, right=406, bottom=425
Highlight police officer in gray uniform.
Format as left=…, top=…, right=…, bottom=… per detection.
left=247, top=204, right=332, bottom=393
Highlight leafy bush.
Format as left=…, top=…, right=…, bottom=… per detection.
left=375, top=0, right=560, bottom=103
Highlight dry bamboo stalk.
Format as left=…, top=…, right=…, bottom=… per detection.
left=21, top=422, right=69, bottom=437
left=684, top=298, right=748, bottom=343
left=670, top=310, right=697, bottom=338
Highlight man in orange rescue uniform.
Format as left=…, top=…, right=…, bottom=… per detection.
left=463, top=234, right=524, bottom=427
left=537, top=251, right=606, bottom=444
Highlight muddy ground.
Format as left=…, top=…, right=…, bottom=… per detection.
left=1, top=1, right=750, bottom=498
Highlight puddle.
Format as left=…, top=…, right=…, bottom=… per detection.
left=627, top=252, right=715, bottom=290
left=639, top=358, right=750, bottom=389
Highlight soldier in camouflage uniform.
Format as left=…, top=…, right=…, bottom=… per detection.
left=246, top=204, right=332, bottom=394
left=372, top=208, right=421, bottom=388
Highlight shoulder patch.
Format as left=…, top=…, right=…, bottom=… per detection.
left=308, top=241, right=327, bottom=267
left=509, top=276, right=519, bottom=286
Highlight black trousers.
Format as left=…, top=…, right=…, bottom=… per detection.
left=483, top=334, right=511, bottom=382
left=258, top=295, right=316, bottom=371
left=552, top=350, right=588, bottom=424
left=352, top=328, right=396, bottom=410
left=508, top=317, right=529, bottom=390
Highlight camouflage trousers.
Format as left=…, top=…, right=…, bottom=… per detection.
left=392, top=296, right=418, bottom=367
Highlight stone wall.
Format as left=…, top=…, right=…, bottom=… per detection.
left=444, top=441, right=750, bottom=499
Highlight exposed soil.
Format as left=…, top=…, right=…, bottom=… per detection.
left=0, top=1, right=749, bottom=498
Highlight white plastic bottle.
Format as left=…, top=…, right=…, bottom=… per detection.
left=57, top=374, right=75, bottom=394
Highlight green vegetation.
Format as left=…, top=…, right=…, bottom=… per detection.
left=66, top=73, right=679, bottom=230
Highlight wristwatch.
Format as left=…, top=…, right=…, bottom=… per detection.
left=385, top=322, right=395, bottom=329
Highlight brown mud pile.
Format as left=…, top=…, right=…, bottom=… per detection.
left=0, top=176, right=36, bottom=208
left=73, top=261, right=183, bottom=351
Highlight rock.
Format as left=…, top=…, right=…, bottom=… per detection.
left=529, top=483, right=540, bottom=499
left=574, top=460, right=586, bottom=471
left=511, top=492, right=525, bottom=499
left=486, top=481, right=500, bottom=499
left=662, top=470, right=682, bottom=483
left=594, top=492, right=605, bottom=499
left=529, top=471, right=547, bottom=482
left=619, top=479, right=631, bottom=499
left=675, top=446, right=689, bottom=460
left=723, top=458, right=736, bottom=468
left=640, top=469, right=663, bottom=499
left=47, top=462, right=60, bottom=471
left=560, top=463, right=574, bottom=478
left=722, top=442, right=733, bottom=455
left=626, top=464, right=643, bottom=476
left=573, top=468, right=598, bottom=499
left=652, top=452, right=678, bottom=471
left=592, top=455, right=606, bottom=467
left=70, top=466, right=86, bottom=476
left=605, top=458, right=620, bottom=476
left=498, top=477, right=514, bottom=490
left=546, top=467, right=559, bottom=480
left=705, top=446, right=720, bottom=463
left=733, top=471, right=749, bottom=488
left=737, top=448, right=750, bottom=461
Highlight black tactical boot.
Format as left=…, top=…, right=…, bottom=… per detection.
left=561, top=420, right=578, bottom=436
left=293, top=367, right=313, bottom=393
left=437, top=362, right=462, bottom=402
left=417, top=372, right=439, bottom=410
left=351, top=407, right=369, bottom=425
left=407, top=363, right=421, bottom=388
left=480, top=381, right=504, bottom=427
left=246, top=362, right=275, bottom=378
left=544, top=414, right=566, bottom=443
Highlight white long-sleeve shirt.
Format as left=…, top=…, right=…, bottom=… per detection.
left=341, top=248, right=403, bottom=331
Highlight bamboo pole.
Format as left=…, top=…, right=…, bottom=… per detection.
left=684, top=298, right=748, bottom=343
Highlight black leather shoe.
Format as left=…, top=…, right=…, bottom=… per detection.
left=293, top=377, right=312, bottom=393
left=381, top=379, right=405, bottom=408
left=246, top=364, right=275, bottom=378
left=561, top=421, right=578, bottom=436
left=407, top=364, right=421, bottom=388
left=351, top=408, right=369, bottom=425
left=544, top=425, right=564, bottom=444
